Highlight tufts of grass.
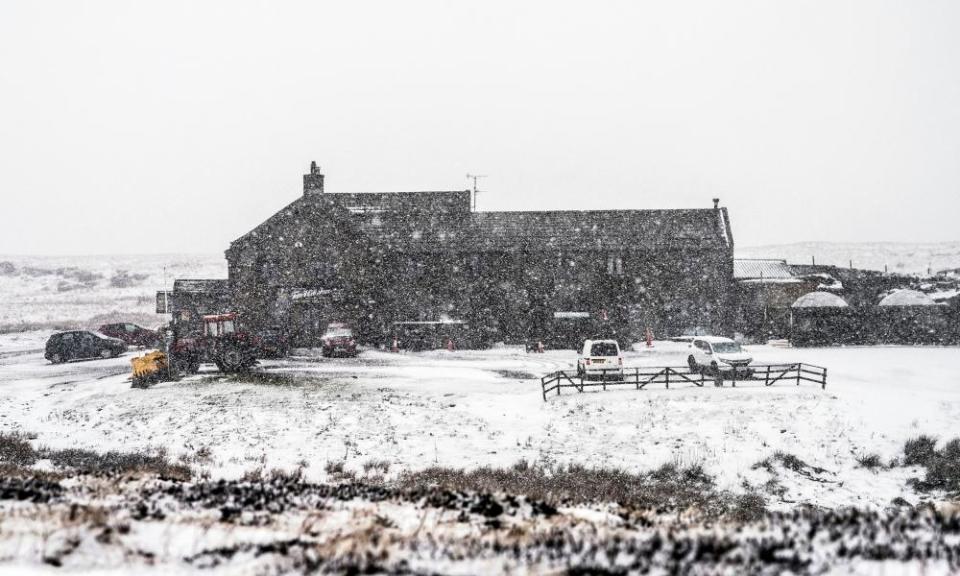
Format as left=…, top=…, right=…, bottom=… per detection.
left=1, top=432, right=191, bottom=481
left=903, top=435, right=938, bottom=467
left=42, top=447, right=190, bottom=481
left=856, top=453, right=885, bottom=470
left=921, top=439, right=960, bottom=494
left=752, top=451, right=827, bottom=476
left=903, top=436, right=960, bottom=495
left=218, top=372, right=298, bottom=386
left=396, top=461, right=761, bottom=520
left=0, top=432, right=38, bottom=466
left=362, top=459, right=391, bottom=475
left=727, top=493, right=768, bottom=523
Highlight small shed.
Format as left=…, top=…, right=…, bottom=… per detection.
left=792, top=292, right=849, bottom=309
left=790, top=292, right=855, bottom=346
left=733, top=259, right=821, bottom=340
left=875, top=289, right=948, bottom=343
left=878, top=289, right=937, bottom=307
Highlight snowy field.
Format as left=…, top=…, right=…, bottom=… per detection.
left=0, top=254, right=225, bottom=330
left=737, top=241, right=960, bottom=275
left=2, top=334, right=958, bottom=510
left=2, top=336, right=960, bottom=573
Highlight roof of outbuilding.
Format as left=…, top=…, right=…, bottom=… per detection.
left=173, top=279, right=230, bottom=293
left=734, top=259, right=794, bottom=280
left=878, top=289, right=938, bottom=307
left=792, top=291, right=849, bottom=308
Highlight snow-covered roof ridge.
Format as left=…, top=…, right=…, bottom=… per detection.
left=791, top=291, right=849, bottom=308
left=878, top=289, right=938, bottom=307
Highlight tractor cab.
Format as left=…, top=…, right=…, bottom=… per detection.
left=203, top=313, right=239, bottom=337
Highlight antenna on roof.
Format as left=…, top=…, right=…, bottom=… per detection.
left=466, top=174, right=487, bottom=211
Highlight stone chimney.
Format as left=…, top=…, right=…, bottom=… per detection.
left=303, top=161, right=324, bottom=195
left=712, top=198, right=720, bottom=210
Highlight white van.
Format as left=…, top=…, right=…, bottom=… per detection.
left=576, top=339, right=624, bottom=380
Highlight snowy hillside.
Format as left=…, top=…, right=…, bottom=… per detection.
left=0, top=254, right=225, bottom=331
left=737, top=241, right=960, bottom=275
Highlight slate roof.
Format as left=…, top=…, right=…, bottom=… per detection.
left=232, top=191, right=733, bottom=254
left=471, top=210, right=730, bottom=251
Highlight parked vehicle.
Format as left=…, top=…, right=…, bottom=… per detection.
left=389, top=320, right=472, bottom=351
left=321, top=323, right=357, bottom=357
left=687, top=336, right=754, bottom=377
left=98, top=323, right=159, bottom=347
left=45, top=331, right=126, bottom=363
left=162, top=313, right=260, bottom=375
left=576, top=339, right=624, bottom=380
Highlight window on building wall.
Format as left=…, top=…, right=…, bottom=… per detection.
left=607, top=255, right=625, bottom=276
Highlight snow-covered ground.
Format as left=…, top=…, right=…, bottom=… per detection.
left=0, top=254, right=224, bottom=329
left=2, top=335, right=958, bottom=510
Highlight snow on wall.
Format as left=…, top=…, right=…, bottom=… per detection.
left=791, top=291, right=849, bottom=308
left=878, top=289, right=938, bottom=307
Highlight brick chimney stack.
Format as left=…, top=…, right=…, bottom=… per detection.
left=304, top=161, right=324, bottom=195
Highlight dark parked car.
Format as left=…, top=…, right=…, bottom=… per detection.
left=45, top=331, right=126, bottom=363
left=98, top=323, right=159, bottom=347
left=320, top=323, right=357, bottom=357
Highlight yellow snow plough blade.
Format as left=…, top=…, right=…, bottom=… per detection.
left=130, top=351, right=169, bottom=388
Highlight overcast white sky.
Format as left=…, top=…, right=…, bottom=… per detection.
left=1, top=1, right=958, bottom=255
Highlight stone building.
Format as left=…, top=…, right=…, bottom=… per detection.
left=222, top=163, right=736, bottom=347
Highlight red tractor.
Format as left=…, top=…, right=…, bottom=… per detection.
left=166, top=313, right=259, bottom=375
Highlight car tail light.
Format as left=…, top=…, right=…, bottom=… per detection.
left=585, top=358, right=591, bottom=365
left=618, top=357, right=623, bottom=365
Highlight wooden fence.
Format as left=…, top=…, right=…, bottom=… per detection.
left=540, top=363, right=827, bottom=401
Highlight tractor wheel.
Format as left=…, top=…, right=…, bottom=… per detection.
left=216, top=347, right=246, bottom=373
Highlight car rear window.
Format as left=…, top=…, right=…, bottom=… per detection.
left=590, top=342, right=618, bottom=356
left=324, top=329, right=353, bottom=338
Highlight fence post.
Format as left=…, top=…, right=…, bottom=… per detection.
left=764, top=366, right=770, bottom=386
left=542, top=376, right=547, bottom=402
left=822, top=367, right=827, bottom=390
left=731, top=369, right=737, bottom=388
left=796, top=364, right=801, bottom=386
left=665, top=368, right=670, bottom=389
left=635, top=367, right=639, bottom=390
